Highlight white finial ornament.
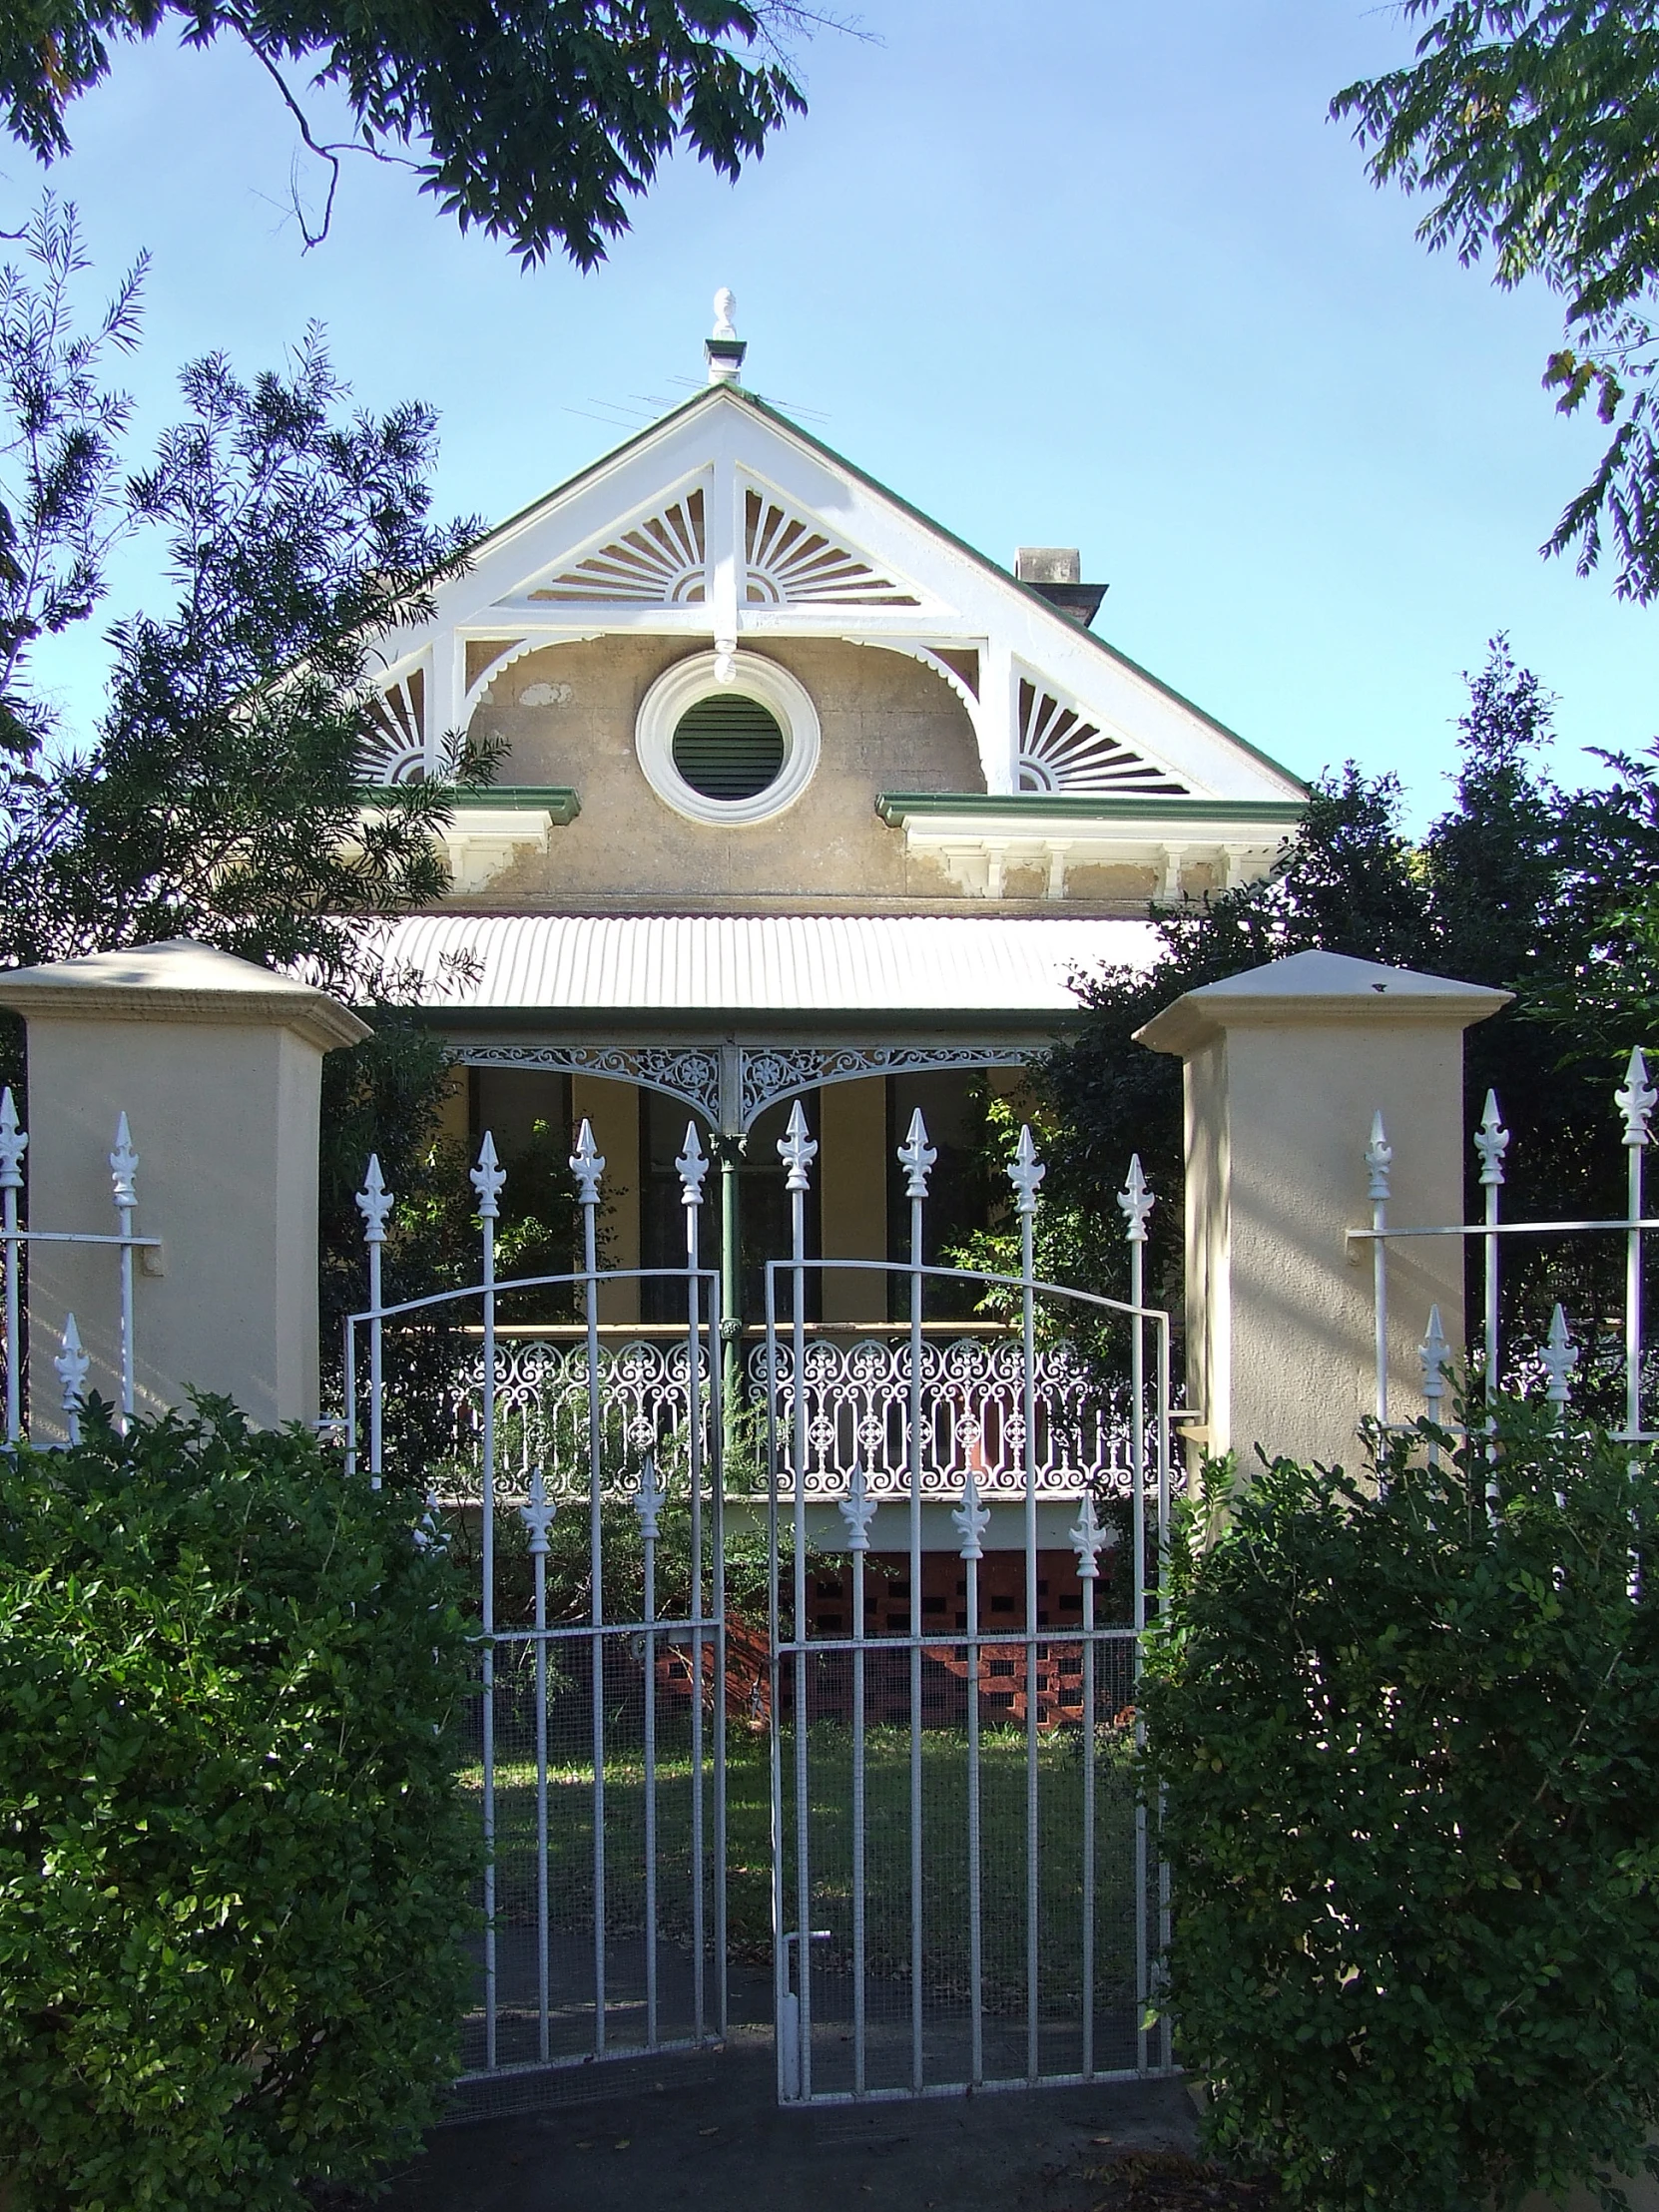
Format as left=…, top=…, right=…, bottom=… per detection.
left=470, top=1130, right=506, bottom=1218
left=897, top=1108, right=936, bottom=1200
left=109, top=1113, right=138, bottom=1210
left=1473, top=1091, right=1509, bottom=1188
left=1007, top=1124, right=1045, bottom=1218
left=0, top=1087, right=25, bottom=1190
left=1118, top=1155, right=1153, bottom=1244
left=412, top=1486, right=450, bottom=1552
left=570, top=1119, right=606, bottom=1204
left=633, top=1452, right=667, bottom=1542
left=779, top=1099, right=818, bottom=1193
left=951, top=1466, right=990, bottom=1561
left=1617, top=1047, right=1656, bottom=1148
left=713, top=287, right=738, bottom=339
left=56, top=1313, right=89, bottom=1434
left=1069, top=1492, right=1117, bottom=1579
left=519, top=1466, right=557, bottom=1555
left=356, top=1155, right=394, bottom=1244
left=838, top=1460, right=878, bottom=1553
left=1419, top=1304, right=1450, bottom=1413
left=1542, top=1304, right=1579, bottom=1404
left=1366, top=1113, right=1392, bottom=1202
left=677, top=1122, right=710, bottom=1208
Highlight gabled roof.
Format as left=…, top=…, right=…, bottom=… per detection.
left=369, top=382, right=1307, bottom=809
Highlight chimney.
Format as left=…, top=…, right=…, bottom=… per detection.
left=1015, top=546, right=1107, bottom=628
left=706, top=287, right=747, bottom=386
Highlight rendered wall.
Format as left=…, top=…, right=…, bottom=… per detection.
left=462, top=635, right=984, bottom=909
left=23, top=1017, right=325, bottom=1436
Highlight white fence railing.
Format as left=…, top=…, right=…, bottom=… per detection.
left=0, top=1086, right=160, bottom=1444
left=1357, top=1047, right=1659, bottom=1437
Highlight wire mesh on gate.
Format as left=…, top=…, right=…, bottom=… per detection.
left=763, top=1103, right=1176, bottom=2104
left=345, top=1119, right=728, bottom=2098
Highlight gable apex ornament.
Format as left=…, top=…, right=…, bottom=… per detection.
left=707, top=288, right=747, bottom=386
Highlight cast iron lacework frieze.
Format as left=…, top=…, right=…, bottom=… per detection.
left=737, top=1044, right=1027, bottom=1128
left=460, top=1044, right=723, bottom=1126
left=458, top=1041, right=1030, bottom=1134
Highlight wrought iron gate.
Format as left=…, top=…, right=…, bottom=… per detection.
left=343, top=1100, right=1173, bottom=2112
left=759, top=1105, right=1172, bottom=2102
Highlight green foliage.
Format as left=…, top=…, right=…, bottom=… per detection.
left=0, top=1, right=805, bottom=267
left=0, top=1400, right=477, bottom=2211
left=0, top=328, right=484, bottom=988
left=1024, top=642, right=1659, bottom=1355
left=0, top=197, right=145, bottom=760
left=1140, top=1400, right=1659, bottom=2212
left=1333, top=3, right=1659, bottom=599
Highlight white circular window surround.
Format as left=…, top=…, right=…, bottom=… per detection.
left=636, top=650, right=821, bottom=827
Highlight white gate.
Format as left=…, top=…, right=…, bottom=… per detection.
left=759, top=1105, right=1173, bottom=2102
left=343, top=1101, right=1174, bottom=2111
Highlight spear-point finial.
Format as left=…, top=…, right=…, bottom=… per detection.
left=355, top=1155, right=394, bottom=1244
left=1007, top=1124, right=1045, bottom=1218
left=1542, top=1303, right=1579, bottom=1404
left=412, top=1486, right=450, bottom=1552
left=55, top=1312, right=89, bottom=1432
left=779, top=1099, right=818, bottom=1193
left=0, top=1087, right=26, bottom=1192
left=951, top=1465, right=990, bottom=1561
left=1473, top=1091, right=1509, bottom=1188
left=1366, top=1112, right=1392, bottom=1202
left=1069, top=1491, right=1117, bottom=1579
left=677, top=1122, right=710, bottom=1208
left=838, top=1459, right=878, bottom=1554
left=109, top=1112, right=138, bottom=1211
left=1419, top=1304, right=1450, bottom=1409
left=1618, top=1047, right=1657, bottom=1148
left=519, top=1465, right=557, bottom=1555
left=897, top=1107, right=936, bottom=1200
left=633, top=1452, right=667, bottom=1542
left=1118, top=1154, right=1154, bottom=1245
left=470, top=1130, right=506, bottom=1219
left=570, top=1118, right=606, bottom=1204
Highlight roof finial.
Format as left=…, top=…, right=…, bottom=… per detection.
left=707, top=288, right=747, bottom=386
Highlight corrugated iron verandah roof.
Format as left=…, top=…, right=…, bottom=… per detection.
left=380, top=912, right=1160, bottom=1021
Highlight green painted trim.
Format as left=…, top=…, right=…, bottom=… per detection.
left=451, top=787, right=581, bottom=821
left=875, top=792, right=1306, bottom=827
left=456, top=386, right=1310, bottom=803
left=355, top=786, right=581, bottom=823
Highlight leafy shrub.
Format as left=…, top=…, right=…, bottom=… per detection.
left=0, top=1401, right=477, bottom=2210
left=1140, top=1399, right=1659, bottom=2212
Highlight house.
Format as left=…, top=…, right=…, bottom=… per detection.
left=364, top=297, right=1305, bottom=1618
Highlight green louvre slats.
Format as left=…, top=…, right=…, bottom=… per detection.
left=672, top=692, right=787, bottom=801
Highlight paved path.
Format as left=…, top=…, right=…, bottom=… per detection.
left=378, top=2040, right=1199, bottom=2212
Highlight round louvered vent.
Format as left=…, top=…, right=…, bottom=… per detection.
left=635, top=650, right=820, bottom=826
left=671, top=693, right=787, bottom=802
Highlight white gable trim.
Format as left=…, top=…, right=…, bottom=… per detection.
left=366, top=387, right=1304, bottom=806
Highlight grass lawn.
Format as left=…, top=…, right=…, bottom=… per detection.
left=464, top=1720, right=1142, bottom=2013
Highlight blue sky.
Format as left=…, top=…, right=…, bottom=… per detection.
left=16, top=0, right=1655, bottom=822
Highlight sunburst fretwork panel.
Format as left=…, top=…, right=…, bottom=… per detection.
left=1015, top=681, right=1188, bottom=797
left=361, top=669, right=426, bottom=784
left=530, top=488, right=707, bottom=604
left=744, top=488, right=918, bottom=606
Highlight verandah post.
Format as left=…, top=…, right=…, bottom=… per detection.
left=1135, top=949, right=1508, bottom=1471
